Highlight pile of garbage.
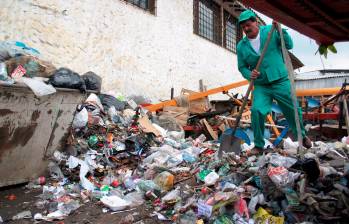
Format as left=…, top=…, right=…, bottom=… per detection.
left=0, top=41, right=101, bottom=95
left=5, top=90, right=345, bottom=224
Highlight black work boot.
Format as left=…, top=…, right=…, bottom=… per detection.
left=303, top=136, right=312, bottom=149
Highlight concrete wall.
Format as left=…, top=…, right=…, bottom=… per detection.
left=0, top=0, right=244, bottom=101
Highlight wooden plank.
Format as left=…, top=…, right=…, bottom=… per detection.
left=202, top=119, right=218, bottom=140
left=342, top=96, right=349, bottom=136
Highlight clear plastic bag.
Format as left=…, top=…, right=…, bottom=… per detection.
left=266, top=153, right=298, bottom=168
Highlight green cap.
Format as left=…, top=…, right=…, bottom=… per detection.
left=238, top=10, right=256, bottom=24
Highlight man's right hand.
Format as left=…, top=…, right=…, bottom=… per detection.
left=250, top=69, right=260, bottom=80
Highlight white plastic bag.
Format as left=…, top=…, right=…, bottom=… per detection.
left=85, top=93, right=104, bottom=111
left=100, top=195, right=131, bottom=211
left=72, top=108, right=88, bottom=129
left=204, top=171, right=219, bottom=186
left=21, top=77, right=56, bottom=97
left=267, top=166, right=300, bottom=188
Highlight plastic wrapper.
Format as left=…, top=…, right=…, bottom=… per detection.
left=21, top=77, right=56, bottom=97
left=5, top=55, right=55, bottom=78
left=0, top=41, right=40, bottom=57
left=136, top=180, right=161, bottom=193
left=99, top=93, right=126, bottom=111
left=253, top=207, right=284, bottom=224
left=283, top=137, right=298, bottom=150
left=162, top=187, right=180, bottom=203
left=48, top=161, right=64, bottom=180
left=57, top=200, right=80, bottom=215
left=0, top=62, right=14, bottom=85
left=143, top=145, right=183, bottom=168
left=248, top=193, right=265, bottom=214
left=72, top=107, right=88, bottom=129
left=204, top=171, right=219, bottom=186
left=154, top=171, right=174, bottom=191
left=82, top=71, right=102, bottom=92
left=234, top=197, right=249, bottom=219
left=48, top=67, right=86, bottom=92
left=267, top=166, right=300, bottom=188
left=266, top=153, right=298, bottom=168
left=12, top=211, right=32, bottom=220
left=100, top=195, right=131, bottom=211
left=85, top=93, right=104, bottom=111
left=123, top=192, right=144, bottom=207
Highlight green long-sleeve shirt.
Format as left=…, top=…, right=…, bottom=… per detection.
left=237, top=25, right=293, bottom=85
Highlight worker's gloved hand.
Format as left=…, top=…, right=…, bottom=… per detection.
left=250, top=69, right=260, bottom=80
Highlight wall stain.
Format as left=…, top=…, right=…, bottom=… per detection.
left=0, top=109, right=14, bottom=116
left=0, top=124, right=38, bottom=162
left=31, top=110, right=41, bottom=122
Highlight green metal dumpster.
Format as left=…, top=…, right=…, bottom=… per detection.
left=0, top=83, right=87, bottom=187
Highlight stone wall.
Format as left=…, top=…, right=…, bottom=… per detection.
left=0, top=0, right=244, bottom=101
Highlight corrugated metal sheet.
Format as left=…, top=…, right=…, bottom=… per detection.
left=295, top=69, right=349, bottom=80
left=295, top=69, right=349, bottom=89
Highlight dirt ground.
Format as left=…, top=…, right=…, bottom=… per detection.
left=0, top=184, right=165, bottom=224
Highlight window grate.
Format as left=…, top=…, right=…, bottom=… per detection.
left=195, top=0, right=222, bottom=45
left=224, top=13, right=238, bottom=53
left=123, top=0, right=156, bottom=14
left=194, top=0, right=241, bottom=53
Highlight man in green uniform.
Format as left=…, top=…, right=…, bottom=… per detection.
left=236, top=10, right=312, bottom=153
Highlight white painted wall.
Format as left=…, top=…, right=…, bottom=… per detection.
left=0, top=0, right=245, bottom=101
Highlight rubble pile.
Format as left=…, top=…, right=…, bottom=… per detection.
left=1, top=41, right=349, bottom=224
left=6, top=92, right=345, bottom=224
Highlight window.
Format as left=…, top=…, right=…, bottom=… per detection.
left=194, top=0, right=222, bottom=45
left=224, top=12, right=238, bottom=53
left=123, top=0, right=156, bottom=14
left=194, top=0, right=242, bottom=53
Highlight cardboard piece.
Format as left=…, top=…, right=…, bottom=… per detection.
left=162, top=106, right=188, bottom=126
left=138, top=116, right=161, bottom=136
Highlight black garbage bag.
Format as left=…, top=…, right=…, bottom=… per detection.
left=99, top=94, right=126, bottom=111
left=48, top=68, right=86, bottom=92
left=82, top=71, right=102, bottom=92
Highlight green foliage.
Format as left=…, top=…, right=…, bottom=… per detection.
left=316, top=44, right=337, bottom=58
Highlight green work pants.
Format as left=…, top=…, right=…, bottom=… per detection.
left=251, top=79, right=306, bottom=148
